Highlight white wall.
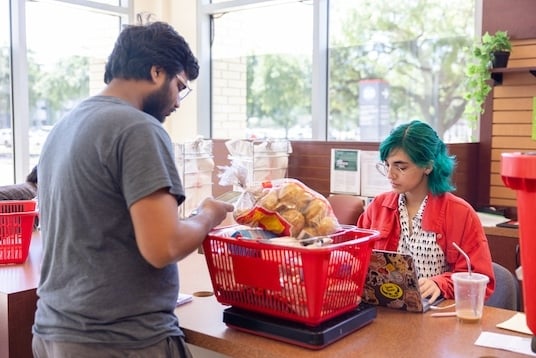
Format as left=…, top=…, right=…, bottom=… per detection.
left=133, top=0, right=200, bottom=143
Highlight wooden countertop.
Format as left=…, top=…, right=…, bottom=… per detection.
left=484, top=225, right=519, bottom=239
left=2, top=231, right=530, bottom=357
left=176, top=252, right=532, bottom=358
left=0, top=231, right=42, bottom=294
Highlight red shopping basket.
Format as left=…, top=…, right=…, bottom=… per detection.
left=202, top=225, right=379, bottom=326
left=0, top=200, right=38, bottom=264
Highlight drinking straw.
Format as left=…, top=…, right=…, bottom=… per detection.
left=452, top=242, right=472, bottom=276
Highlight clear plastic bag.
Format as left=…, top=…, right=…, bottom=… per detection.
left=231, top=178, right=341, bottom=238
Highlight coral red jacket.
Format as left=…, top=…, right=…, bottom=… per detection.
left=357, top=191, right=495, bottom=299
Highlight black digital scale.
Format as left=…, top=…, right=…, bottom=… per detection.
left=223, top=302, right=377, bottom=350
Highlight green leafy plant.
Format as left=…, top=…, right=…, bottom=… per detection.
left=464, top=31, right=512, bottom=122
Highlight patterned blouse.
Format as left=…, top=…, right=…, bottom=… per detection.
left=397, top=194, right=448, bottom=279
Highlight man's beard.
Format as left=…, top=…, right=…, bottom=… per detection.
left=142, top=81, right=172, bottom=123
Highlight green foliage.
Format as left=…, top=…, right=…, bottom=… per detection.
left=0, top=47, right=11, bottom=125
left=247, top=54, right=311, bottom=136
left=33, top=55, right=89, bottom=122
left=481, top=30, right=512, bottom=54
left=464, top=31, right=512, bottom=122
left=0, top=48, right=89, bottom=128
left=327, top=0, right=474, bottom=139
left=242, top=1, right=476, bottom=140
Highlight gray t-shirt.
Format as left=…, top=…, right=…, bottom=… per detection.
left=33, top=96, right=186, bottom=349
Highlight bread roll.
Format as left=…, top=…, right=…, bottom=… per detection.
left=278, top=182, right=306, bottom=204
left=303, top=198, right=328, bottom=225
left=280, top=209, right=305, bottom=237
left=316, top=216, right=339, bottom=236
left=257, top=190, right=279, bottom=211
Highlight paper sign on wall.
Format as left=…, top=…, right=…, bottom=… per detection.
left=360, top=151, right=392, bottom=197
left=330, top=149, right=360, bottom=195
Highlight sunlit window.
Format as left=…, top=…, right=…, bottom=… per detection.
left=211, top=2, right=313, bottom=140
left=329, top=0, right=476, bottom=142
left=205, top=0, right=477, bottom=142
left=0, top=1, right=13, bottom=184
left=0, top=0, right=126, bottom=185
left=25, top=2, right=121, bottom=167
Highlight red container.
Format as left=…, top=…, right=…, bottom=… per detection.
left=501, top=153, right=536, bottom=335
left=202, top=225, right=379, bottom=326
left=0, top=200, right=38, bottom=265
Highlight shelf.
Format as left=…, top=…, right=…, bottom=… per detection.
left=491, top=66, right=536, bottom=85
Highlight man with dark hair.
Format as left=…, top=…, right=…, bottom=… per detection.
left=32, top=21, right=233, bottom=357
left=0, top=165, right=37, bottom=201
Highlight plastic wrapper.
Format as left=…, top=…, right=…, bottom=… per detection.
left=225, top=138, right=292, bottom=157
left=225, top=139, right=292, bottom=187
left=174, top=136, right=214, bottom=218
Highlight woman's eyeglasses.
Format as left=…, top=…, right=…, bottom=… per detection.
left=375, top=162, right=409, bottom=177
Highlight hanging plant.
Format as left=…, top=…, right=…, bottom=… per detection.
left=464, top=31, right=512, bottom=123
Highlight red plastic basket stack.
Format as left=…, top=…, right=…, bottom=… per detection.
left=202, top=225, right=379, bottom=326
left=0, top=200, right=38, bottom=265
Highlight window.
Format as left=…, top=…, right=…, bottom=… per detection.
left=0, top=1, right=13, bottom=184
left=210, top=2, right=313, bottom=140
left=25, top=1, right=122, bottom=160
left=329, top=0, right=476, bottom=142
left=203, top=0, right=478, bottom=142
left=0, top=0, right=128, bottom=185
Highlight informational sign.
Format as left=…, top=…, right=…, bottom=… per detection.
left=360, top=151, right=392, bottom=197
left=330, top=149, right=360, bottom=195
left=359, top=79, right=390, bottom=141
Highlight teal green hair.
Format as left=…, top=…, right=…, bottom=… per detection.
left=379, top=120, right=456, bottom=195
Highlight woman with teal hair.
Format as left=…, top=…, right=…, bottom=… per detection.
left=358, top=120, right=495, bottom=303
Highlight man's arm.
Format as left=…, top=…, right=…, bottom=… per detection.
left=130, top=188, right=234, bottom=268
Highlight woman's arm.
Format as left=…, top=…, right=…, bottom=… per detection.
left=432, top=202, right=495, bottom=299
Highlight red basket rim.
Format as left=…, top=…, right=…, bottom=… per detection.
left=207, top=225, right=379, bottom=251
left=0, top=210, right=39, bottom=217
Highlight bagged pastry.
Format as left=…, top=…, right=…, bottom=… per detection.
left=232, top=178, right=341, bottom=238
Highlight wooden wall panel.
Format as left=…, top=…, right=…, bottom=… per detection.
left=493, top=111, right=532, bottom=123
left=511, top=44, right=536, bottom=58
left=491, top=198, right=518, bottom=207
left=482, top=1, right=536, bottom=40
left=501, top=73, right=536, bottom=85
left=492, top=98, right=533, bottom=111
left=493, top=85, right=536, bottom=97
left=492, top=124, right=532, bottom=136
left=490, top=175, right=504, bottom=186
left=492, top=137, right=536, bottom=149
left=210, top=139, right=479, bottom=207
left=489, top=39, right=536, bottom=208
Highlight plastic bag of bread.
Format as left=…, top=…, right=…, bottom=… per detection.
left=232, top=178, right=341, bottom=238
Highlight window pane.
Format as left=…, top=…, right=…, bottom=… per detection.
left=211, top=2, right=313, bottom=140
left=0, top=2, right=13, bottom=185
left=328, top=0, right=476, bottom=142
left=25, top=1, right=121, bottom=168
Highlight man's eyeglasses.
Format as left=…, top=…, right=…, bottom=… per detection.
left=375, top=162, right=408, bottom=177
left=176, top=74, right=192, bottom=101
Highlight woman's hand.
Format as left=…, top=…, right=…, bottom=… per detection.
left=418, top=278, right=441, bottom=304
